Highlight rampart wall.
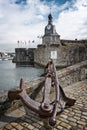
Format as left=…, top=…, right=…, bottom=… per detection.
left=34, top=40, right=87, bottom=67
left=58, top=60, right=87, bottom=87
left=13, top=48, right=35, bottom=65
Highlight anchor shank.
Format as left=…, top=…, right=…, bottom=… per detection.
left=43, top=77, right=51, bottom=104
left=41, top=77, right=52, bottom=112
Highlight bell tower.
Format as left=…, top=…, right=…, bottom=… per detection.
left=42, top=13, right=60, bottom=45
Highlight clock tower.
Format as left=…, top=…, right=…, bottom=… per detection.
left=34, top=13, right=63, bottom=67
left=42, top=13, right=60, bottom=45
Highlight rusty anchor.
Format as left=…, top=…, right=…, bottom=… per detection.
left=8, top=60, right=76, bottom=126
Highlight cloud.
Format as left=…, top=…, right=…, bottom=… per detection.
left=0, top=0, right=47, bottom=47
left=0, top=0, right=87, bottom=52
left=55, top=0, right=87, bottom=39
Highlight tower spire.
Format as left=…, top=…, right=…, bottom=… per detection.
left=48, top=13, right=52, bottom=24
left=48, top=6, right=52, bottom=24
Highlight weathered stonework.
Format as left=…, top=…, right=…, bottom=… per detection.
left=13, top=48, right=35, bottom=65
left=58, top=60, right=87, bottom=87
left=34, top=40, right=87, bottom=67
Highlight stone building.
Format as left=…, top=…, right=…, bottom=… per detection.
left=13, top=48, right=35, bottom=65
left=34, top=13, right=87, bottom=67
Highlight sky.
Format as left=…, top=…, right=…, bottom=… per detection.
left=0, top=0, right=87, bottom=52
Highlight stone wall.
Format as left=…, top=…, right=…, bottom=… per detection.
left=61, top=40, right=87, bottom=66
left=13, top=48, right=35, bottom=65
left=34, top=40, right=87, bottom=67
left=34, top=44, right=67, bottom=67
left=58, top=60, right=87, bottom=87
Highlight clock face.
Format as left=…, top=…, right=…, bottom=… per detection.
left=47, top=24, right=51, bottom=30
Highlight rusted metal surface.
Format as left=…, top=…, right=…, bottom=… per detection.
left=8, top=59, right=76, bottom=126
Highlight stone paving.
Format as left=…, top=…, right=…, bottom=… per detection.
left=0, top=80, right=87, bottom=130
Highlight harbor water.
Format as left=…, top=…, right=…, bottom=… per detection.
left=0, top=60, right=44, bottom=91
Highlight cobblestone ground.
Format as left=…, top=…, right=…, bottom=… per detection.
left=1, top=80, right=87, bottom=130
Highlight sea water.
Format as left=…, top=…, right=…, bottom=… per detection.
left=0, top=60, right=43, bottom=91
